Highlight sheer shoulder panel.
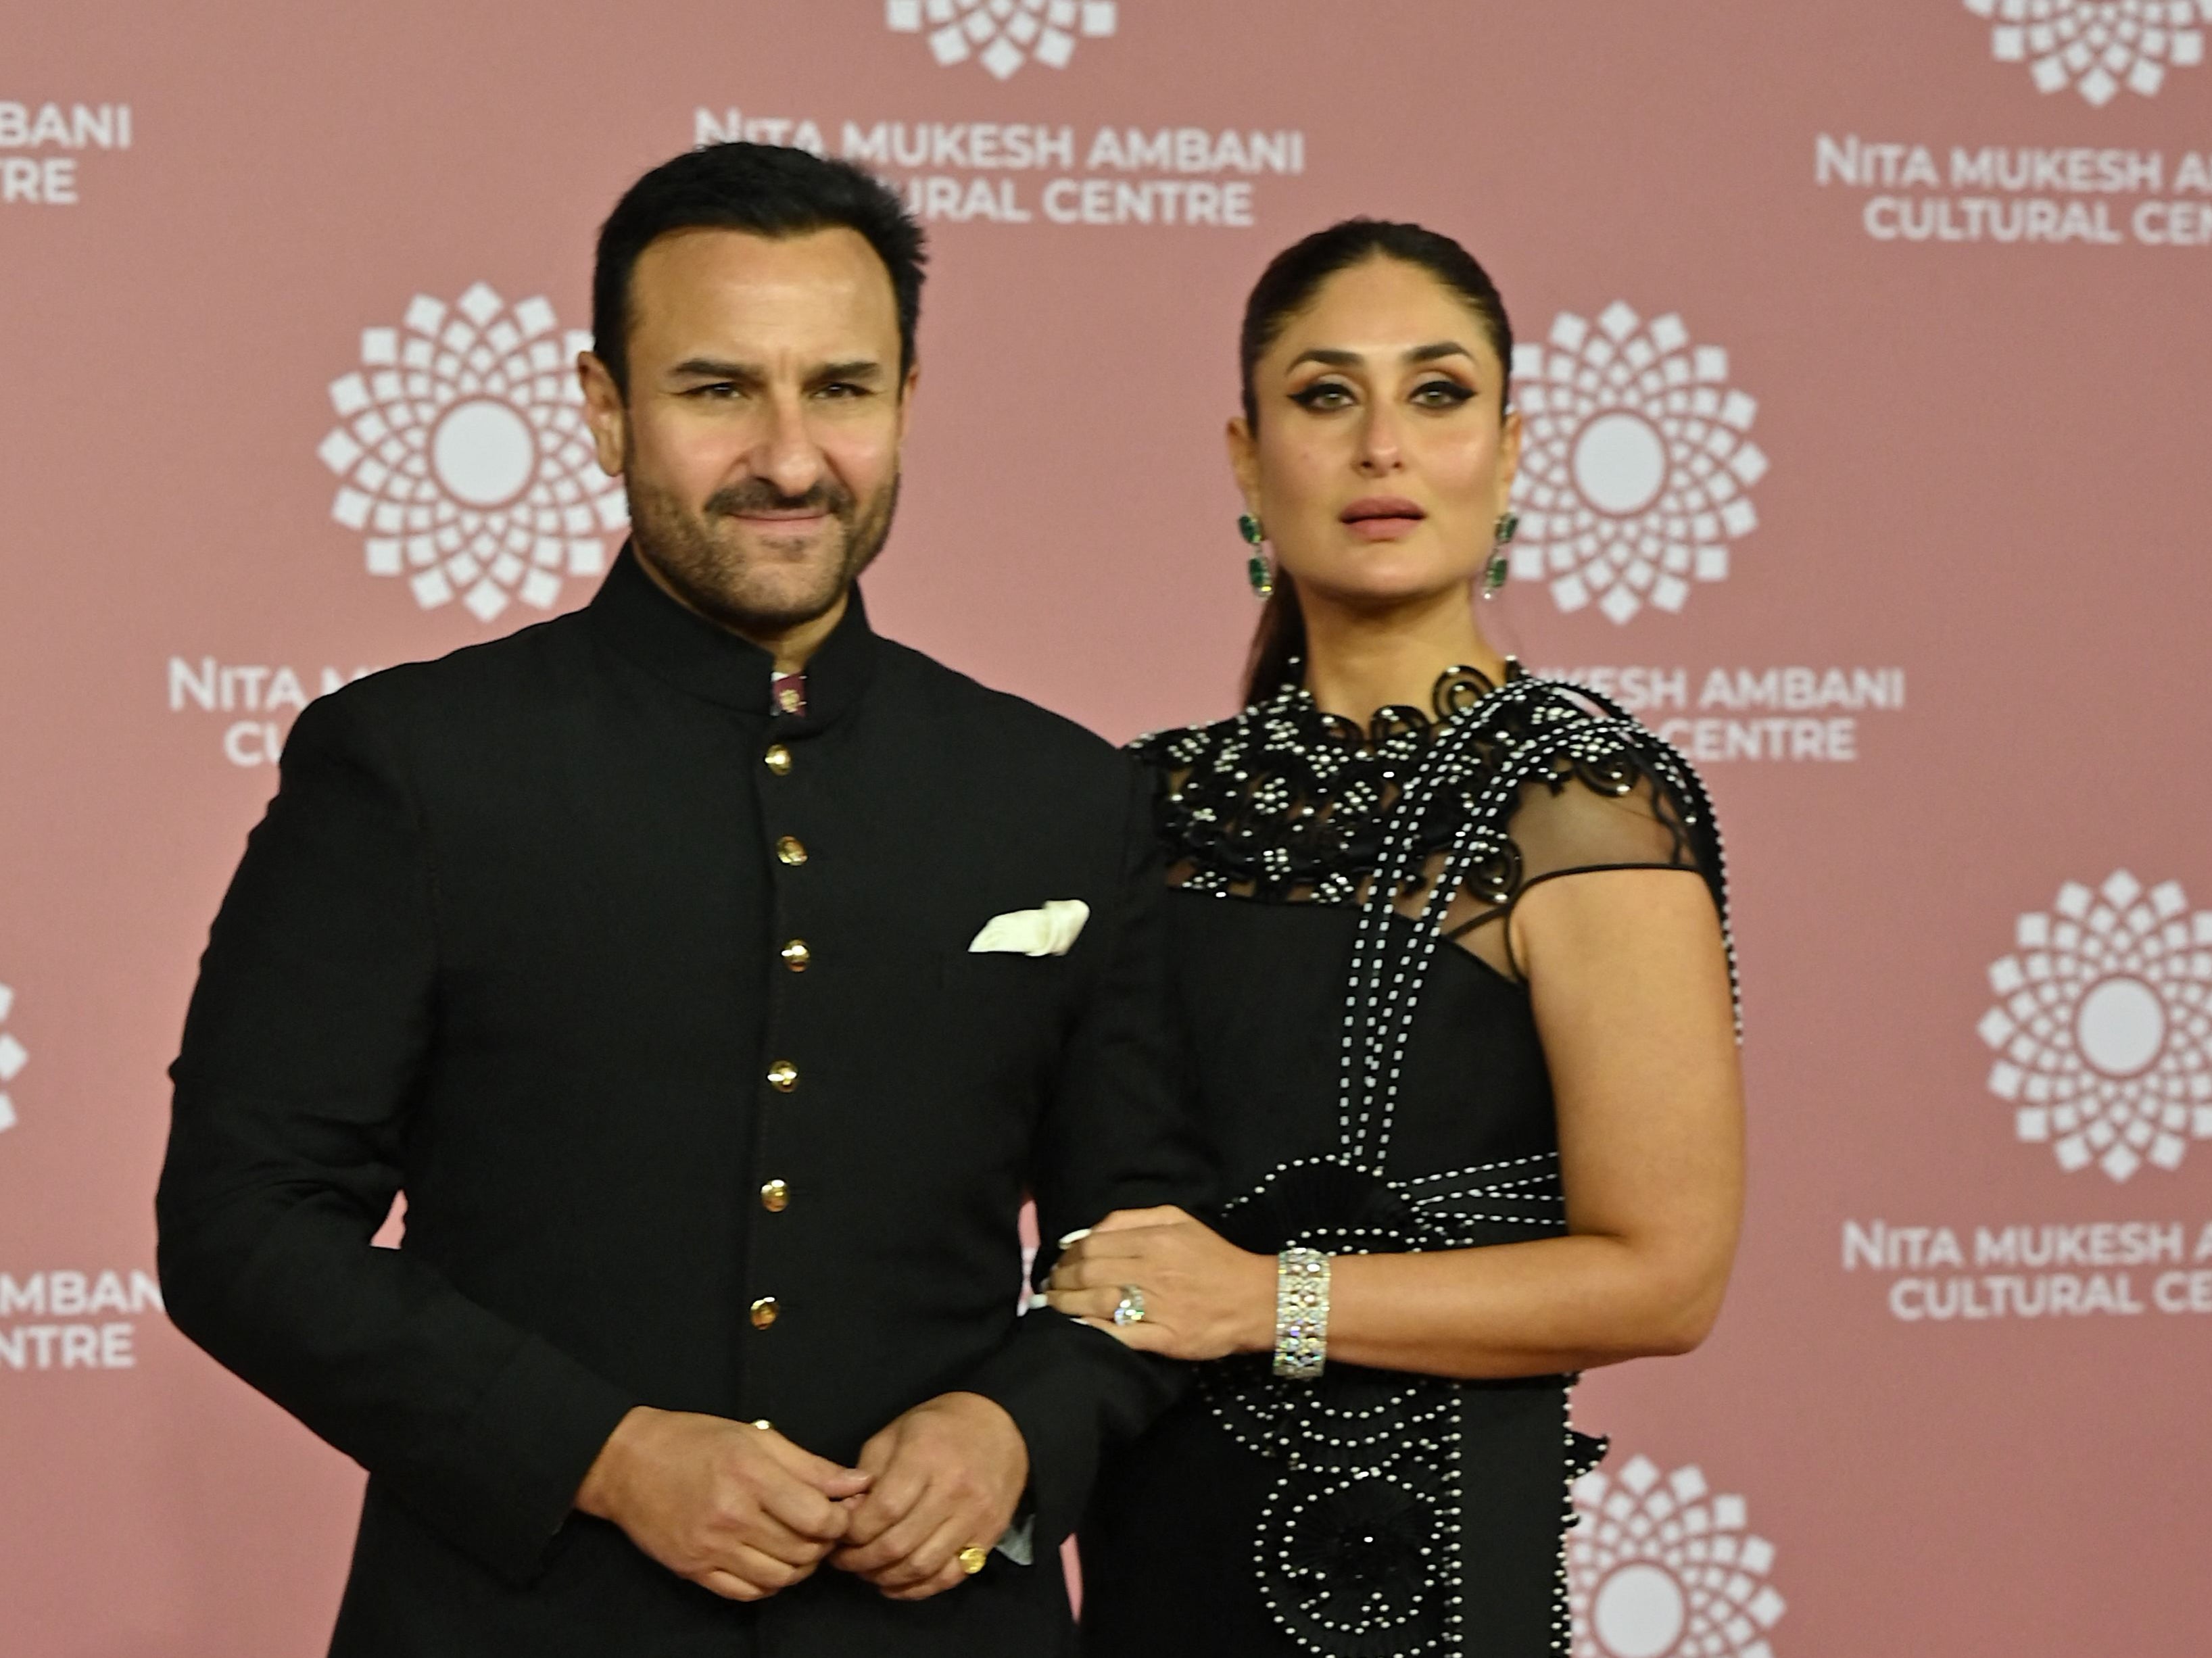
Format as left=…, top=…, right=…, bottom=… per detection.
left=1438, top=759, right=1706, bottom=982
left=1133, top=668, right=1727, bottom=989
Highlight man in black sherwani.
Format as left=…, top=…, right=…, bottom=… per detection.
left=156, top=142, right=1203, bottom=1656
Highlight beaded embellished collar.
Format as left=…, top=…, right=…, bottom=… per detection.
left=1134, top=660, right=1672, bottom=911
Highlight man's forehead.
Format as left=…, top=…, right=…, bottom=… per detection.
left=632, top=226, right=896, bottom=336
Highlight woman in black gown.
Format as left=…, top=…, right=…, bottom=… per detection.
left=1052, top=222, right=1745, bottom=1657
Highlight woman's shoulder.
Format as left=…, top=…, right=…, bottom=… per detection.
left=1493, top=670, right=1662, bottom=745
left=1125, top=694, right=1288, bottom=773
left=1491, top=674, right=1726, bottom=860
left=1123, top=686, right=1358, bottom=901
left=1481, top=673, right=1709, bottom=793
left=1126, top=714, right=1222, bottom=771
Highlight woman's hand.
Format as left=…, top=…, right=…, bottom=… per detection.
left=1044, top=1206, right=1277, bottom=1361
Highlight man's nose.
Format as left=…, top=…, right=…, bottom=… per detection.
left=750, top=393, right=829, bottom=497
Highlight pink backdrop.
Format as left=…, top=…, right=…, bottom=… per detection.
left=6, top=2, right=2211, bottom=1653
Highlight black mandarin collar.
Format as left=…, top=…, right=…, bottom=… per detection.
left=585, top=542, right=879, bottom=730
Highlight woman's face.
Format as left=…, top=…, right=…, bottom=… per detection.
left=1232, top=255, right=1519, bottom=611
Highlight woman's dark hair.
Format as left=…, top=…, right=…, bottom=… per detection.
left=1239, top=220, right=1514, bottom=706
left=592, top=143, right=928, bottom=397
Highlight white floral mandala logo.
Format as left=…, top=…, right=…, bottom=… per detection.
left=1568, top=1455, right=1785, bottom=1658
left=1979, top=871, right=2212, bottom=1181
left=318, top=283, right=625, bottom=624
left=886, top=0, right=1117, bottom=78
left=1510, top=305, right=1766, bottom=625
left=1965, top=1, right=2209, bottom=104
left=0, top=982, right=25, bottom=1135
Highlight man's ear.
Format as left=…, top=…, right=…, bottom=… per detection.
left=578, top=351, right=627, bottom=478
left=896, top=360, right=921, bottom=440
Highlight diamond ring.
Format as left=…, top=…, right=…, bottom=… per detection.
left=1113, top=1285, right=1147, bottom=1326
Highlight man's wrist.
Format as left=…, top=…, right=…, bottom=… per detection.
left=941, top=1392, right=1030, bottom=1483
left=575, top=1404, right=654, bottom=1519
left=928, top=1390, right=1032, bottom=1538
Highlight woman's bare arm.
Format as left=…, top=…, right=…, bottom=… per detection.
left=1047, top=868, right=1744, bottom=1378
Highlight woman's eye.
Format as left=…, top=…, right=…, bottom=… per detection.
left=1290, top=383, right=1354, bottom=410
left=1412, top=380, right=1476, bottom=409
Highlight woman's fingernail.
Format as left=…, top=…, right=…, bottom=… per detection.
left=1057, top=1228, right=1092, bottom=1248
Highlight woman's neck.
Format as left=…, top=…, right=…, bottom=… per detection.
left=1299, top=586, right=1507, bottom=725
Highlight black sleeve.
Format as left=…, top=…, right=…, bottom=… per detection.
left=957, top=762, right=1212, bottom=1549
left=155, top=693, right=638, bottom=1588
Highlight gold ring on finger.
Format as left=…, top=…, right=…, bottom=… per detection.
left=959, top=1545, right=990, bottom=1576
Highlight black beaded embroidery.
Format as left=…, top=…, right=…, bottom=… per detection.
left=1134, top=666, right=1509, bottom=907
left=1136, top=668, right=1735, bottom=1658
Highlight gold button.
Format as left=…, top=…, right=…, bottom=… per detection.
left=764, top=744, right=792, bottom=776
left=781, top=939, right=811, bottom=973
left=750, top=1296, right=779, bottom=1329
left=776, top=835, right=807, bottom=867
left=761, top=1178, right=790, bottom=1213
left=767, top=1060, right=798, bottom=1092
left=777, top=685, right=803, bottom=714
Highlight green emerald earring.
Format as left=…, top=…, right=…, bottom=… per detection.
left=1483, top=510, right=1519, bottom=600
left=1241, top=512, right=1274, bottom=600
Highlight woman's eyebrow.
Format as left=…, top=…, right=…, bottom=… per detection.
left=1285, top=341, right=1474, bottom=372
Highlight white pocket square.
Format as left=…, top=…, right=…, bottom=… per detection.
left=969, top=900, right=1090, bottom=958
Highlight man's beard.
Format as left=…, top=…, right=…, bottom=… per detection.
left=625, top=466, right=900, bottom=637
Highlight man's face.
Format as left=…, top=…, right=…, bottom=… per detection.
left=581, top=226, right=915, bottom=637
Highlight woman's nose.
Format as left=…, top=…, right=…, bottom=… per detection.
left=1356, top=404, right=1403, bottom=474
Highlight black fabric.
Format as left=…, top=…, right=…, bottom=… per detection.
left=1081, top=676, right=1723, bottom=1658
left=157, top=547, right=1207, bottom=1657
left=1080, top=915, right=1575, bottom=1658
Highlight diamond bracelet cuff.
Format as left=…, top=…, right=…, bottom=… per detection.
left=1273, top=1247, right=1331, bottom=1381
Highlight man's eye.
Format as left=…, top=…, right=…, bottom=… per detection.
left=815, top=383, right=869, bottom=399
left=1290, top=383, right=1353, bottom=410
left=686, top=383, right=740, bottom=399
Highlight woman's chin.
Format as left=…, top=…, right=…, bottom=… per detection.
left=1296, top=566, right=1487, bottom=612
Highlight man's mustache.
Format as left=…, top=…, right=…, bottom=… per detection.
left=704, top=481, right=855, bottom=521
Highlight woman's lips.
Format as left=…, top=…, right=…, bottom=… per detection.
left=1340, top=497, right=1426, bottom=541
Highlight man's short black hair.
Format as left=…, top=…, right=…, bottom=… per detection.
left=592, top=142, right=928, bottom=397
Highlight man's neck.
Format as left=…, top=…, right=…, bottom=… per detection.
left=740, top=593, right=849, bottom=675
left=632, top=549, right=850, bottom=674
